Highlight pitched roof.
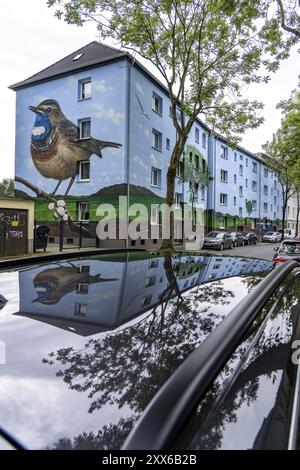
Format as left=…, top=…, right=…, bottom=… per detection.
left=9, top=41, right=128, bottom=90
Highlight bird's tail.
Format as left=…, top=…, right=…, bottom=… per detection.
left=91, top=138, right=122, bottom=157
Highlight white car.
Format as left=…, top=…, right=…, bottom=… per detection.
left=262, top=231, right=282, bottom=243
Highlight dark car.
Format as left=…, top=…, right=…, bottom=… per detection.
left=229, top=232, right=244, bottom=247
left=240, top=231, right=258, bottom=245
left=273, top=239, right=300, bottom=262
left=0, top=251, right=299, bottom=451
left=203, top=231, right=233, bottom=251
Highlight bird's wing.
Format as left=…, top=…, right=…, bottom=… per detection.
left=58, top=118, right=121, bottom=158
left=57, top=118, right=79, bottom=143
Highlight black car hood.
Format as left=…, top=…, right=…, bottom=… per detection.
left=0, top=252, right=275, bottom=450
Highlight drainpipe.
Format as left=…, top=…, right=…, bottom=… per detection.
left=125, top=60, right=132, bottom=249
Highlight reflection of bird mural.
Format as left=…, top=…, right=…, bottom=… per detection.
left=29, top=99, right=122, bottom=197
left=32, top=265, right=118, bottom=305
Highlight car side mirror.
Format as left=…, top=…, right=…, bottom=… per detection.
left=274, top=246, right=279, bottom=251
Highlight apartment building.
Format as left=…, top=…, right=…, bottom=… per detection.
left=10, top=41, right=285, bottom=243
left=287, top=192, right=300, bottom=236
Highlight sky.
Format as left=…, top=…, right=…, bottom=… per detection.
left=0, top=0, right=299, bottom=181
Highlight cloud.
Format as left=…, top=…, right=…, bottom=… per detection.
left=133, top=155, right=148, bottom=171
left=94, top=80, right=112, bottom=94
left=136, top=82, right=145, bottom=96
left=91, top=103, right=124, bottom=124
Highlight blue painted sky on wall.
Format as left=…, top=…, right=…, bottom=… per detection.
left=15, top=61, right=127, bottom=197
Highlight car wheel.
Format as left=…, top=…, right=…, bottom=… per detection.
left=220, top=243, right=224, bottom=251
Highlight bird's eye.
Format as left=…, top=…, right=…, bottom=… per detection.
left=46, top=107, right=52, bottom=114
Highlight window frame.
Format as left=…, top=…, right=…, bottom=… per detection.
left=77, top=160, right=90, bottom=182
left=78, top=118, right=91, bottom=140
left=78, top=78, right=92, bottom=101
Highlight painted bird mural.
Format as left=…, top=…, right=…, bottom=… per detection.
left=29, top=99, right=122, bottom=197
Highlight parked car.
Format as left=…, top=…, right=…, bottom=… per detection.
left=273, top=239, right=300, bottom=262
left=262, top=231, right=282, bottom=243
left=283, top=228, right=296, bottom=239
left=240, top=231, right=258, bottom=245
left=203, top=231, right=233, bottom=250
left=0, top=250, right=299, bottom=450
left=229, top=232, right=244, bottom=247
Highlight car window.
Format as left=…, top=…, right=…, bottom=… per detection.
left=207, top=232, right=218, bottom=238
left=216, top=234, right=224, bottom=239
left=280, top=243, right=300, bottom=254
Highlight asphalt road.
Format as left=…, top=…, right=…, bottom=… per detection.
left=201, top=242, right=277, bottom=261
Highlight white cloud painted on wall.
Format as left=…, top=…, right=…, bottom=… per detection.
left=133, top=155, right=149, bottom=171
left=91, top=103, right=124, bottom=124
left=94, top=80, right=112, bottom=94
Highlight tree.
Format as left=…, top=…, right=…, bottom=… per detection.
left=245, top=200, right=253, bottom=225
left=0, top=178, right=14, bottom=197
left=178, top=145, right=210, bottom=224
left=263, top=84, right=300, bottom=238
left=296, top=189, right=300, bottom=236
left=48, top=0, right=298, bottom=248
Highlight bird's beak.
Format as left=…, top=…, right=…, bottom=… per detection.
left=29, top=106, right=42, bottom=114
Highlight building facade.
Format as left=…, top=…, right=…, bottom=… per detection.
left=10, top=41, right=285, bottom=244
left=287, top=191, right=300, bottom=236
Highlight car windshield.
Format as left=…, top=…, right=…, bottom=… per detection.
left=265, top=232, right=274, bottom=235
left=279, top=242, right=300, bottom=254
left=206, top=232, right=222, bottom=238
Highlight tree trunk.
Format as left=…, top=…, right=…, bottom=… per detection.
left=162, top=136, right=187, bottom=250
left=281, top=189, right=288, bottom=240
left=296, top=192, right=300, bottom=238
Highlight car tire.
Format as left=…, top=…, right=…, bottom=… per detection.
left=220, top=243, right=224, bottom=251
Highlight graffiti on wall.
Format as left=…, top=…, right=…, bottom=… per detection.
left=16, top=99, right=122, bottom=222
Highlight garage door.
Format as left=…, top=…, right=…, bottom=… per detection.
left=0, top=208, right=28, bottom=257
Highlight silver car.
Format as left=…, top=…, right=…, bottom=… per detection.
left=262, top=231, right=282, bottom=243
left=203, top=231, right=233, bottom=251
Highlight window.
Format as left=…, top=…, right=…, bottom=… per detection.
left=78, top=265, right=90, bottom=273
left=78, top=161, right=90, bottom=181
left=78, top=118, right=91, bottom=139
left=76, top=283, right=89, bottom=294
left=252, top=161, right=258, bottom=173
left=245, top=178, right=248, bottom=187
left=264, top=168, right=268, bottom=178
left=220, top=145, right=228, bottom=159
left=239, top=186, right=243, bottom=197
left=240, top=154, right=243, bottom=161
left=219, top=217, right=226, bottom=229
left=201, top=188, right=205, bottom=200
left=152, top=129, right=162, bottom=151
left=150, top=205, right=159, bottom=225
left=246, top=158, right=248, bottom=167
left=271, top=188, right=273, bottom=195
left=220, top=169, right=228, bottom=183
left=234, top=152, right=237, bottom=162
left=234, top=174, right=237, bottom=184
left=74, top=303, right=87, bottom=317
left=176, top=162, right=183, bottom=178
left=252, top=181, right=257, bottom=191
left=195, top=127, right=200, bottom=143
left=152, top=92, right=163, bottom=115
left=73, top=53, right=84, bottom=62
left=239, top=207, right=243, bottom=217
left=166, top=138, right=170, bottom=150
left=145, top=275, right=156, bottom=287
left=195, top=155, right=200, bottom=169
left=175, top=193, right=183, bottom=207
left=142, top=294, right=152, bottom=306
left=234, top=196, right=237, bottom=206
left=252, top=200, right=257, bottom=210
left=202, top=132, right=207, bottom=148
left=149, top=259, right=159, bottom=268
left=151, top=167, right=161, bottom=188
left=264, top=185, right=268, bottom=196
left=79, top=79, right=91, bottom=100
left=169, top=105, right=173, bottom=117
left=78, top=202, right=90, bottom=221
left=220, top=193, right=228, bottom=205
left=264, top=202, right=268, bottom=212
left=239, top=165, right=243, bottom=176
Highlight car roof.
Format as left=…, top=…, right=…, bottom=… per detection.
left=0, top=251, right=275, bottom=450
